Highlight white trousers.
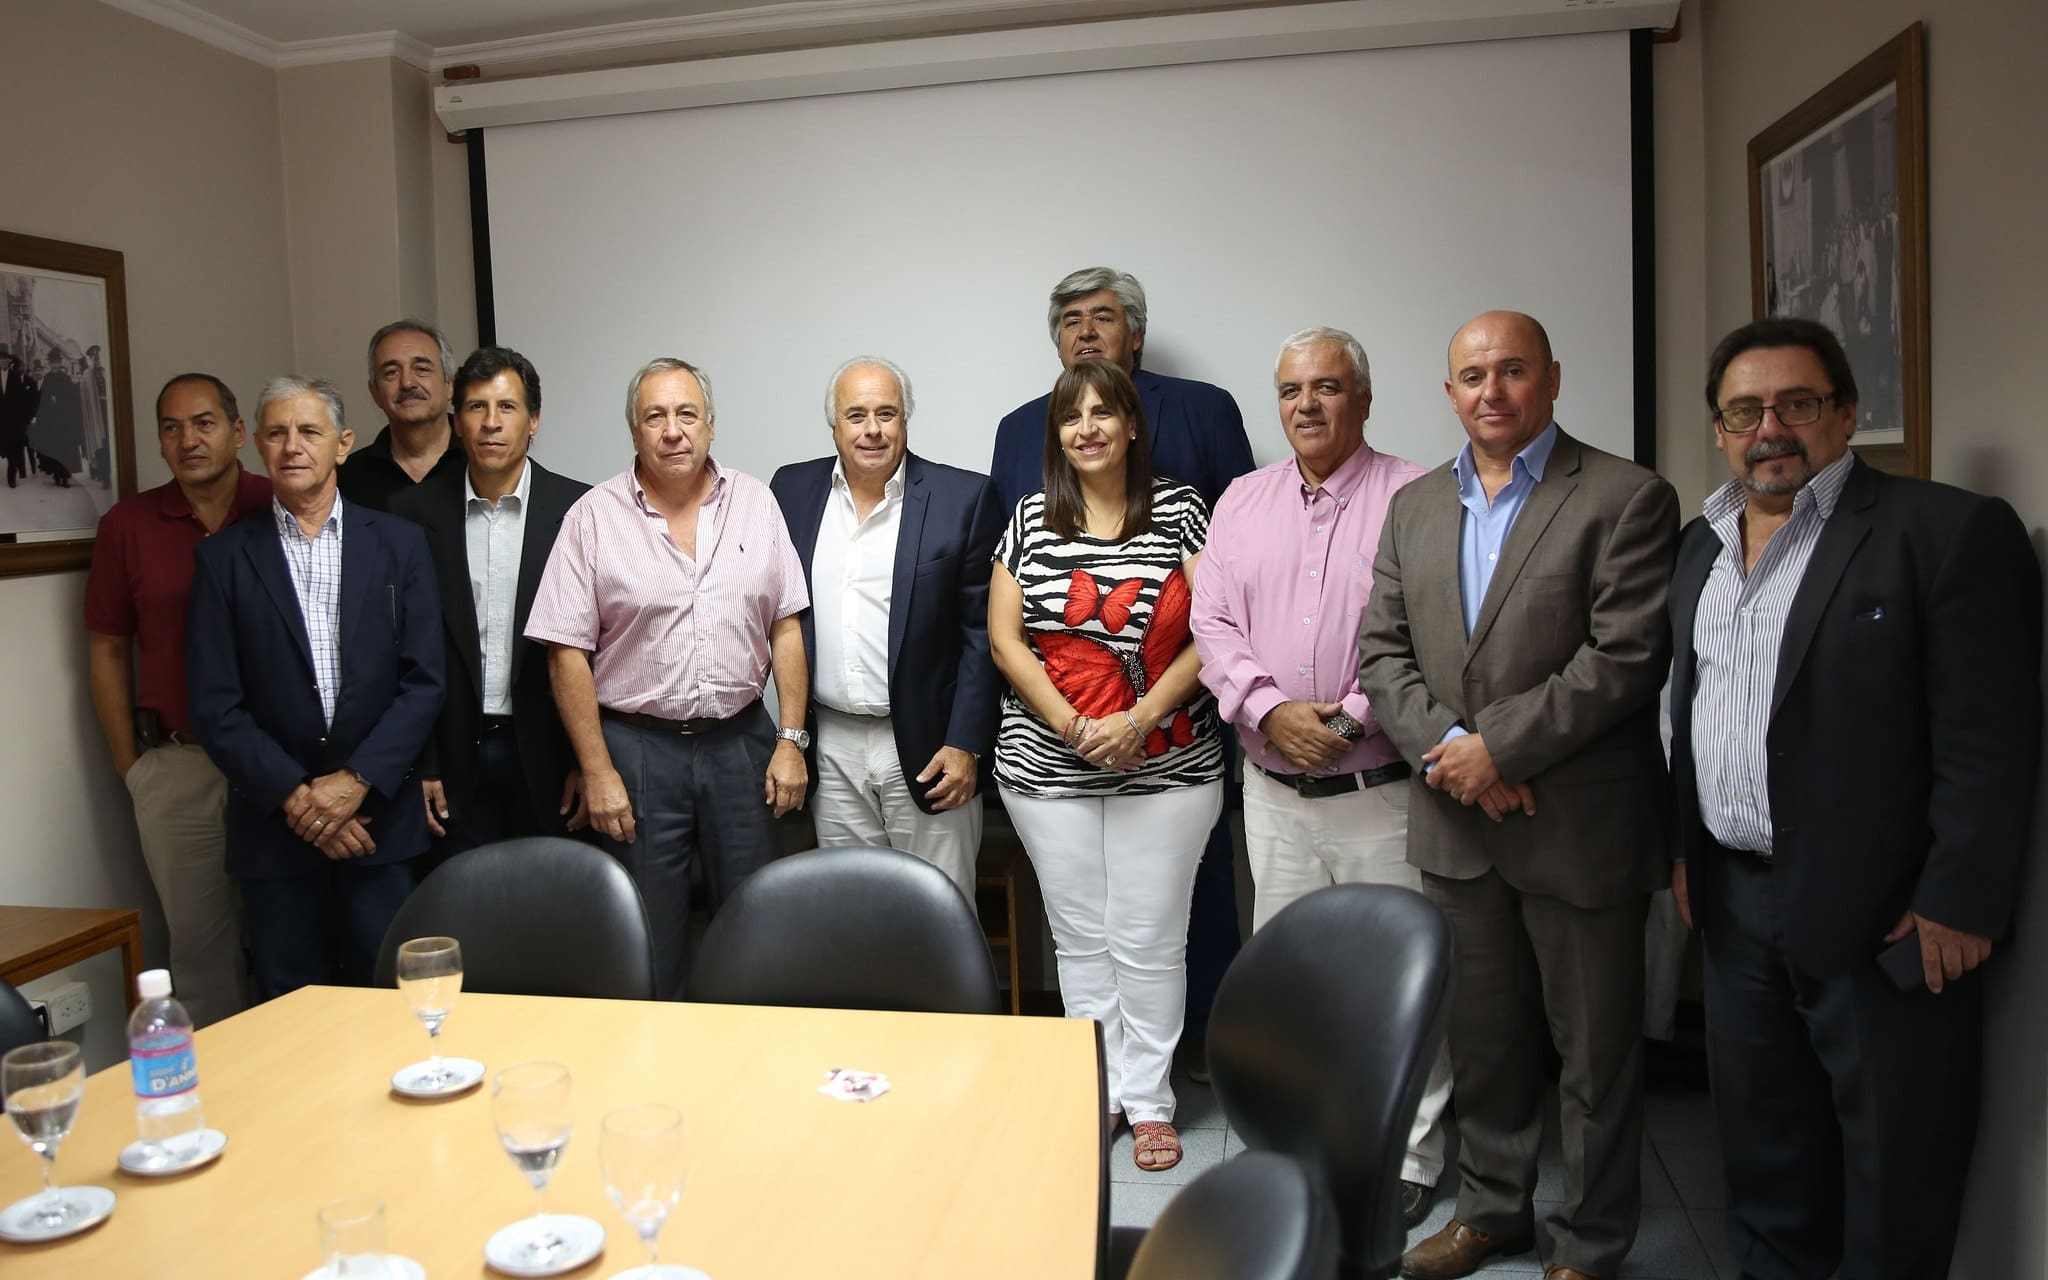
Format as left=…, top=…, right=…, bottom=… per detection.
left=812, top=707, right=982, bottom=903
left=1001, top=781, right=1222, bottom=1124
left=1243, top=765, right=1453, bottom=1185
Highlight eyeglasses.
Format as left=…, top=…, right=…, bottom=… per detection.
left=1713, top=394, right=1834, bottom=434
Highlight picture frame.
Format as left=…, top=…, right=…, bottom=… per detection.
left=1748, top=22, right=1928, bottom=478
left=0, top=229, right=137, bottom=577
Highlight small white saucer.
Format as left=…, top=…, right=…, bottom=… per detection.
left=484, top=1213, right=606, bottom=1276
left=298, top=1254, right=426, bottom=1280
left=118, top=1127, right=228, bottom=1176
left=390, top=1056, right=486, bottom=1098
left=0, top=1184, right=117, bottom=1243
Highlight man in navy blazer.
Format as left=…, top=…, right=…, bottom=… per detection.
left=188, top=375, right=444, bottom=1001
left=1669, top=319, right=2041, bottom=1278
left=990, top=267, right=1256, bottom=1074
left=772, top=357, right=1004, bottom=899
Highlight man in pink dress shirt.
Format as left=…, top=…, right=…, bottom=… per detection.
left=526, top=357, right=811, bottom=999
left=1189, top=326, right=1449, bottom=1227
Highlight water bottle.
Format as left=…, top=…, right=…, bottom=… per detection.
left=127, top=968, right=205, bottom=1162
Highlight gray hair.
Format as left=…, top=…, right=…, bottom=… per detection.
left=365, top=319, right=456, bottom=382
left=1045, top=267, right=1149, bottom=347
left=257, top=375, right=348, bottom=433
left=1275, top=326, right=1372, bottom=392
left=823, top=356, right=916, bottom=427
left=625, top=357, right=716, bottom=427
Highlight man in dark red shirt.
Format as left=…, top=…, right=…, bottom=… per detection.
left=85, top=373, right=271, bottom=1027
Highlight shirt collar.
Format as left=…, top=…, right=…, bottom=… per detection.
left=1702, top=449, right=1857, bottom=527
left=273, top=491, right=344, bottom=539
left=830, top=455, right=907, bottom=501
left=1297, top=440, right=1378, bottom=505
left=1452, top=420, right=1560, bottom=497
left=156, top=464, right=261, bottom=521
left=465, top=458, right=531, bottom=509
left=631, top=458, right=723, bottom=517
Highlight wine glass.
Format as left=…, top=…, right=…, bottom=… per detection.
left=2, top=1042, right=99, bottom=1236
left=395, top=936, right=462, bottom=1090
left=491, top=1061, right=575, bottom=1268
left=600, top=1104, right=709, bottom=1279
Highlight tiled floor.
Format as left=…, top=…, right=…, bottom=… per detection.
left=1109, top=1066, right=1735, bottom=1280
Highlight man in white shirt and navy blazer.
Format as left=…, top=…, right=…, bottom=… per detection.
left=770, top=356, right=1005, bottom=898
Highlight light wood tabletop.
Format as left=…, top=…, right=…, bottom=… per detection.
left=0, top=986, right=1105, bottom=1278
left=0, top=906, right=144, bottom=1008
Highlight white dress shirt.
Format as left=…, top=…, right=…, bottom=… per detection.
left=812, top=460, right=904, bottom=716
left=465, top=460, right=530, bottom=717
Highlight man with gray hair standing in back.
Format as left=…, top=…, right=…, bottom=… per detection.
left=771, top=357, right=1006, bottom=901
left=1190, top=325, right=1448, bottom=1227
left=340, top=319, right=464, bottom=510
left=527, top=358, right=811, bottom=999
left=991, top=266, right=1257, bottom=1079
left=187, top=376, right=445, bottom=1001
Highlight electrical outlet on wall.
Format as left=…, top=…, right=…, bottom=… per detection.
left=41, top=981, right=91, bottom=1035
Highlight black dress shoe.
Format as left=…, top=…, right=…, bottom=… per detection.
left=1401, top=1179, right=1436, bottom=1229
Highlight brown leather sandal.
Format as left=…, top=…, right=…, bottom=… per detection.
left=1131, top=1120, right=1182, bottom=1172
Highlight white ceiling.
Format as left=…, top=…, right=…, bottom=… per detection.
left=99, top=0, right=1282, bottom=71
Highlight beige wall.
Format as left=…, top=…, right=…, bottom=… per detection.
left=1694, top=2, right=2048, bottom=1275
left=0, top=0, right=295, bottom=1066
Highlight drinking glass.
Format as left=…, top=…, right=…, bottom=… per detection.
left=316, top=1194, right=390, bottom=1277
left=395, top=936, right=462, bottom=1089
left=491, top=1061, right=574, bottom=1268
left=2, top=1042, right=92, bottom=1232
left=600, top=1104, right=707, bottom=1279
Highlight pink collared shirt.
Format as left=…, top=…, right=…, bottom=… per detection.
left=525, top=460, right=808, bottom=720
left=1191, top=441, right=1427, bottom=776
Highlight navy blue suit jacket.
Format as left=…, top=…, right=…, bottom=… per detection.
left=1669, top=460, right=2042, bottom=976
left=187, top=496, right=446, bottom=877
left=989, top=366, right=1254, bottom=514
left=769, top=453, right=1004, bottom=815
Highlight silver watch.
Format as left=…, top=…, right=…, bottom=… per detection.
left=776, top=727, right=812, bottom=749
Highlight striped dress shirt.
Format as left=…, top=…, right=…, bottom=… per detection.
left=525, top=461, right=808, bottom=721
left=273, top=494, right=345, bottom=727
left=1688, top=451, right=1854, bottom=854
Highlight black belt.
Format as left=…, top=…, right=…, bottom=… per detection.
left=1253, top=760, right=1411, bottom=799
left=164, top=730, right=201, bottom=747
left=479, top=714, right=516, bottom=734
left=1709, top=836, right=1773, bottom=866
left=602, top=706, right=744, bottom=735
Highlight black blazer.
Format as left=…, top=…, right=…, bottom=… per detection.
left=187, top=497, right=445, bottom=877
left=769, top=452, right=1005, bottom=815
left=389, top=461, right=589, bottom=837
left=1669, top=459, right=2042, bottom=976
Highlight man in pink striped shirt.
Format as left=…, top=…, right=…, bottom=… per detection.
left=526, top=357, right=811, bottom=998
left=1189, top=326, right=1449, bottom=1227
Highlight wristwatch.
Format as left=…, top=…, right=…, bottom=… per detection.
left=776, top=727, right=812, bottom=749
left=1324, top=712, right=1363, bottom=741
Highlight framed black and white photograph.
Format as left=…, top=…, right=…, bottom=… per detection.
left=1748, top=22, right=1928, bottom=478
left=0, top=229, right=136, bottom=577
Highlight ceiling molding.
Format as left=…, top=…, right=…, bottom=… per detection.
left=275, top=31, right=434, bottom=71
left=428, top=0, right=1190, bottom=72
left=435, top=0, right=1679, bottom=130
left=99, top=0, right=281, bottom=66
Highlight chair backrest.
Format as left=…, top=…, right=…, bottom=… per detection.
left=0, top=980, right=44, bottom=1056
left=1207, top=884, right=1455, bottom=1280
left=1125, top=1152, right=1340, bottom=1280
left=689, top=846, right=1000, bottom=1014
left=372, top=838, right=657, bottom=1000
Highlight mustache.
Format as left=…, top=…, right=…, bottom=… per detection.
left=1746, top=438, right=1806, bottom=465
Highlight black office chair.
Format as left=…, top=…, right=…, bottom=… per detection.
left=1206, top=884, right=1455, bottom=1280
left=0, top=979, right=45, bottom=1056
left=689, top=846, right=1000, bottom=1014
left=1114, top=1152, right=1340, bottom=1280
left=372, top=837, right=658, bottom=999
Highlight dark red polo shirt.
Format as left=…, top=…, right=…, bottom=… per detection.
left=83, top=467, right=273, bottom=733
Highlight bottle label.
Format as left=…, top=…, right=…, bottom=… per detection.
left=130, top=1031, right=197, bottom=1099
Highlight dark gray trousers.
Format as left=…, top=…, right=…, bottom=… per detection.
left=598, top=704, right=782, bottom=999
left=1422, top=868, right=1648, bottom=1278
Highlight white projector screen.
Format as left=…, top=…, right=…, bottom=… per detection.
left=481, top=31, right=1637, bottom=488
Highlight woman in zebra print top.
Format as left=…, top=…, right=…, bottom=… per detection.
left=988, top=359, right=1224, bottom=1172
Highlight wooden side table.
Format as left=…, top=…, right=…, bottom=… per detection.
left=0, top=905, right=145, bottom=1010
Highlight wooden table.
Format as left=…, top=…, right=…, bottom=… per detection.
left=0, top=906, right=144, bottom=1007
left=0, top=986, right=1105, bottom=1278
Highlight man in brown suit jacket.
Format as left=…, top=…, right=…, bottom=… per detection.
left=1360, top=311, right=1678, bottom=1280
